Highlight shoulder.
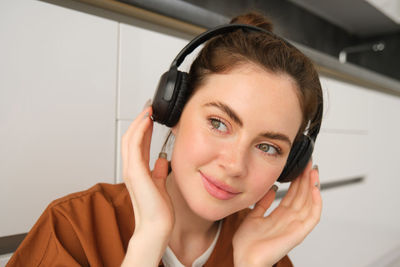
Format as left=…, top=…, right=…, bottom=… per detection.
left=48, top=182, right=128, bottom=210
left=44, top=182, right=133, bottom=246
left=42, top=182, right=131, bottom=222
left=8, top=183, right=132, bottom=267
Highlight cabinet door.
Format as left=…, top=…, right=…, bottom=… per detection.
left=319, top=75, right=368, bottom=132
left=312, top=75, right=369, bottom=183
left=116, top=21, right=193, bottom=182
left=0, top=0, right=118, bottom=236
left=118, top=22, right=193, bottom=121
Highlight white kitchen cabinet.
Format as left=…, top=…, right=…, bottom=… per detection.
left=118, top=22, right=192, bottom=121
left=0, top=0, right=118, bottom=236
left=319, top=75, right=368, bottom=132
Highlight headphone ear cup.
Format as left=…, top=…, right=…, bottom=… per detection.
left=166, top=71, right=189, bottom=127
left=152, top=69, right=177, bottom=126
left=278, top=135, right=314, bottom=183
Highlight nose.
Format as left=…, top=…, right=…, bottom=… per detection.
left=218, top=140, right=249, bottom=178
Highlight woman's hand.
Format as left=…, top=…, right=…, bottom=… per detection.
left=120, top=105, right=175, bottom=266
left=232, top=161, right=322, bottom=267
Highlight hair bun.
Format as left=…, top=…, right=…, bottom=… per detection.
left=230, top=12, right=273, bottom=32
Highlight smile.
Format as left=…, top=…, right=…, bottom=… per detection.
left=199, top=171, right=241, bottom=200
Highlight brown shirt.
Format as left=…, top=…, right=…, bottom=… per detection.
left=7, top=183, right=292, bottom=267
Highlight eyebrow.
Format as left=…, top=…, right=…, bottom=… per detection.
left=204, top=101, right=243, bottom=127
left=203, top=101, right=293, bottom=147
left=260, top=132, right=292, bottom=147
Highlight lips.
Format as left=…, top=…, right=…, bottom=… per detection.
left=199, top=171, right=241, bottom=200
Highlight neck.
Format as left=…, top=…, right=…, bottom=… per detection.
left=165, top=172, right=219, bottom=264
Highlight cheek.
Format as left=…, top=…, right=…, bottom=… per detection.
left=246, top=165, right=282, bottom=203
left=172, top=120, right=220, bottom=167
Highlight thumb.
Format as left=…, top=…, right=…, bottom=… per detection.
left=249, top=185, right=278, bottom=218
left=152, top=153, right=169, bottom=187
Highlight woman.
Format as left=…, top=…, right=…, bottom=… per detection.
left=121, top=11, right=322, bottom=267
left=8, top=12, right=322, bottom=267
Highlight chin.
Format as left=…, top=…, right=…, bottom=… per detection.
left=186, top=191, right=247, bottom=221
left=190, top=202, right=233, bottom=221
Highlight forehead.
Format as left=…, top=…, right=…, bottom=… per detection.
left=189, top=65, right=303, bottom=141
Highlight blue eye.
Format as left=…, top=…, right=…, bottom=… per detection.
left=209, top=118, right=228, bottom=133
left=256, top=143, right=280, bottom=156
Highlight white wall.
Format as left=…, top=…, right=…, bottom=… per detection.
left=1, top=0, right=400, bottom=266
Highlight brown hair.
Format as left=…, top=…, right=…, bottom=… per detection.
left=187, top=12, right=323, bottom=140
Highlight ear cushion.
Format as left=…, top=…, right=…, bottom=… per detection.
left=278, top=135, right=314, bottom=183
left=166, top=71, right=189, bottom=127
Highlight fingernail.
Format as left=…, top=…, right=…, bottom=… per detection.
left=143, top=112, right=149, bottom=120
left=312, top=164, right=319, bottom=172
left=142, top=99, right=152, bottom=111
left=314, top=181, right=320, bottom=189
left=271, top=184, right=278, bottom=192
left=159, top=152, right=167, bottom=159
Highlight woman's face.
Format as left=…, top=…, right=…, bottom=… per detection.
left=170, top=64, right=302, bottom=221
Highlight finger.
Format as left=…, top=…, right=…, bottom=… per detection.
left=121, top=105, right=154, bottom=229
left=279, top=172, right=301, bottom=207
left=125, top=108, right=153, bottom=180
left=297, top=167, right=318, bottom=221
left=291, top=160, right=313, bottom=210
left=303, top=169, right=322, bottom=234
left=141, top=107, right=154, bottom=164
left=152, top=153, right=168, bottom=190
left=123, top=106, right=153, bottom=144
left=127, top=107, right=152, bottom=157
left=249, top=185, right=278, bottom=218
left=121, top=107, right=153, bottom=177
left=152, top=154, right=168, bottom=179
left=309, top=168, right=322, bottom=210
left=280, top=160, right=312, bottom=207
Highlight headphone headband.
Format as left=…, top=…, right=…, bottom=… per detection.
left=171, top=24, right=292, bottom=68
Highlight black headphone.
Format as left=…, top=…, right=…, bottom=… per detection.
left=152, top=24, right=322, bottom=183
